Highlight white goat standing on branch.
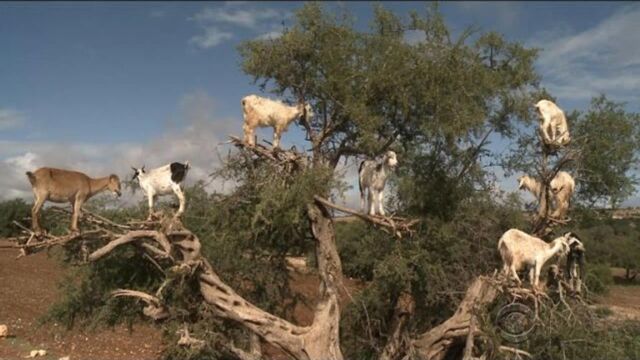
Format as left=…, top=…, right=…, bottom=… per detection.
left=132, top=162, right=190, bottom=219
left=518, top=171, right=575, bottom=219
left=241, top=94, right=314, bottom=148
left=535, top=99, right=570, bottom=147
left=498, top=229, right=580, bottom=290
left=359, top=151, right=398, bottom=216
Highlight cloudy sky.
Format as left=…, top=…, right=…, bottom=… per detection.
left=1, top=1, right=639, bottom=207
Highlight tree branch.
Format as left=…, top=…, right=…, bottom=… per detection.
left=313, top=196, right=419, bottom=239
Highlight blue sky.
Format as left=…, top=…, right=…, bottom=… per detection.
left=1, top=1, right=639, bottom=207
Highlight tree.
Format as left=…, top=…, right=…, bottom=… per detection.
left=572, top=95, right=640, bottom=208
left=9, top=3, right=638, bottom=360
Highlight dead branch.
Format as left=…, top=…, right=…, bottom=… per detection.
left=313, top=196, right=419, bottom=239
left=176, top=324, right=205, bottom=350
left=412, top=276, right=500, bottom=360
left=379, top=292, right=415, bottom=360
left=111, top=289, right=170, bottom=321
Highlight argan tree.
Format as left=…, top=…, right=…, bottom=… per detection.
left=15, top=3, right=631, bottom=360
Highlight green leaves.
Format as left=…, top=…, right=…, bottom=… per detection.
left=239, top=3, right=541, bottom=166
left=573, top=95, right=640, bottom=207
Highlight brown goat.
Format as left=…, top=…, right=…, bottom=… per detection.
left=26, top=167, right=122, bottom=233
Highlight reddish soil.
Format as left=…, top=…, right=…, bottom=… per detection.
left=0, top=246, right=363, bottom=360
left=0, top=240, right=164, bottom=360
left=2, top=239, right=635, bottom=359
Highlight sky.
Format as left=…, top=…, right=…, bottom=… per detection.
left=1, top=1, right=639, bottom=208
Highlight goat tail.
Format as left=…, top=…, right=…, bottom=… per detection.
left=26, top=171, right=36, bottom=186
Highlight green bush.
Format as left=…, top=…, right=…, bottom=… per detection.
left=584, top=263, right=613, bottom=295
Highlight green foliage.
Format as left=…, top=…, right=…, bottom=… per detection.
left=240, top=2, right=541, bottom=171
left=340, top=194, right=527, bottom=357
left=584, top=263, right=613, bottom=295
left=0, top=198, right=30, bottom=237
left=572, top=95, right=640, bottom=207
left=483, top=299, right=640, bottom=360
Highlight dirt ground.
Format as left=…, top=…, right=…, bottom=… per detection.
left=0, top=241, right=164, bottom=360
left=1, top=240, right=638, bottom=360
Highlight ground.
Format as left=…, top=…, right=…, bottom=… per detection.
left=0, top=240, right=163, bottom=360
left=1, top=241, right=638, bottom=359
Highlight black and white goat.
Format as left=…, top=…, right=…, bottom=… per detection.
left=131, top=162, right=190, bottom=219
left=565, top=233, right=586, bottom=296
left=358, top=151, right=398, bottom=216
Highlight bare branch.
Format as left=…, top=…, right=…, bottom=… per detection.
left=111, top=289, right=169, bottom=321
left=313, top=196, right=419, bottom=239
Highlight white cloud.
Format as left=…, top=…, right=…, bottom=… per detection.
left=0, top=91, right=240, bottom=202
left=194, top=7, right=283, bottom=29
left=189, top=26, right=233, bottom=49
left=531, top=4, right=640, bottom=102
left=0, top=108, right=25, bottom=130
left=189, top=4, right=290, bottom=49
left=256, top=30, right=282, bottom=41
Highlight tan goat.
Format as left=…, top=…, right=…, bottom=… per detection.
left=26, top=167, right=122, bottom=233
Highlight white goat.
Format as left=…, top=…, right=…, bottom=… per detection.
left=132, top=162, right=190, bottom=219
left=518, top=171, right=575, bottom=219
left=498, top=229, right=579, bottom=290
left=241, top=94, right=314, bottom=148
left=549, top=171, right=575, bottom=219
left=358, top=151, right=398, bottom=216
left=535, top=99, right=570, bottom=147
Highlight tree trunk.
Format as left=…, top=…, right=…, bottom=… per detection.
left=412, top=276, right=498, bottom=360
left=196, top=200, right=344, bottom=360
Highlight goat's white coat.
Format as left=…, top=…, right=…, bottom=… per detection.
left=535, top=99, right=570, bottom=146
left=549, top=171, right=575, bottom=219
left=241, top=94, right=313, bottom=148
left=133, top=162, right=189, bottom=218
left=498, top=229, right=575, bottom=289
left=358, top=151, right=398, bottom=216
left=518, top=171, right=575, bottom=219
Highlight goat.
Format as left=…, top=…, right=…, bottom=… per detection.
left=517, top=171, right=575, bottom=219
left=241, top=94, right=314, bottom=148
left=498, top=229, right=578, bottom=290
left=565, top=233, right=586, bottom=296
left=26, top=167, right=121, bottom=233
left=132, top=162, right=190, bottom=219
left=358, top=151, right=398, bottom=216
left=535, top=99, right=570, bottom=147
left=549, top=171, right=575, bottom=219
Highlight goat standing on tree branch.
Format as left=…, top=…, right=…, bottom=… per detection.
left=26, top=167, right=122, bottom=233
left=131, top=162, right=190, bottom=220
left=359, top=151, right=398, bottom=216
left=498, top=229, right=580, bottom=290
left=518, top=171, right=575, bottom=220
left=241, top=94, right=314, bottom=148
left=535, top=99, right=571, bottom=147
